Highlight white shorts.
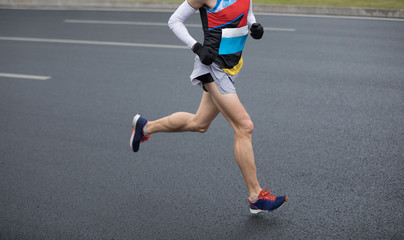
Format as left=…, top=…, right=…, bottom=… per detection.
left=190, top=56, right=238, bottom=94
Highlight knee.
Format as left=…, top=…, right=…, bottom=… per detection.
left=189, top=119, right=210, bottom=133
left=195, top=123, right=210, bottom=133
left=237, top=119, right=254, bottom=136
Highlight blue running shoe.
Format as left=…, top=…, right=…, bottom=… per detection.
left=249, top=187, right=288, bottom=214
left=130, top=114, right=150, bottom=152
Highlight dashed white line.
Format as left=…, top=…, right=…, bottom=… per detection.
left=0, top=73, right=51, bottom=80
left=64, top=19, right=296, bottom=31
left=256, top=12, right=404, bottom=22
left=64, top=19, right=199, bottom=27
left=0, top=36, right=188, bottom=49
left=264, top=27, right=295, bottom=31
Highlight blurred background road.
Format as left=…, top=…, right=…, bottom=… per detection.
left=1, top=0, right=404, bottom=18
left=0, top=8, right=403, bottom=239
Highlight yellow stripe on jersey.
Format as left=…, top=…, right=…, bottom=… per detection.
left=222, top=57, right=243, bottom=76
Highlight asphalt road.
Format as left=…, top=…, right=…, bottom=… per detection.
left=0, top=9, right=403, bottom=239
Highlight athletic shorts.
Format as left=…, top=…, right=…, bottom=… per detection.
left=190, top=56, right=238, bottom=94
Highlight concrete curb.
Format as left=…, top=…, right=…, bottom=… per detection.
left=1, top=0, right=403, bottom=19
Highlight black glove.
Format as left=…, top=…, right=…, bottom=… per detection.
left=192, top=42, right=218, bottom=65
left=250, top=23, right=264, bottom=39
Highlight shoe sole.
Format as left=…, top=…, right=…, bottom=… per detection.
left=130, top=114, right=141, bottom=152
left=249, top=196, right=288, bottom=214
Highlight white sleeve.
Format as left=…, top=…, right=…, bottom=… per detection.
left=247, top=0, right=257, bottom=29
left=168, top=1, right=198, bottom=49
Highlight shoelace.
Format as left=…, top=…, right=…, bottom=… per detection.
left=258, top=187, right=276, bottom=201
left=141, top=135, right=151, bottom=143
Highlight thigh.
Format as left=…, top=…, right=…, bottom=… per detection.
left=203, top=82, right=251, bottom=130
left=193, top=91, right=220, bottom=126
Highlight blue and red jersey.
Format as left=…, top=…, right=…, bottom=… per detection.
left=199, top=0, right=250, bottom=74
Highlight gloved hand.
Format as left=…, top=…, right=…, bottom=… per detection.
left=192, top=42, right=218, bottom=65
left=250, top=23, right=264, bottom=39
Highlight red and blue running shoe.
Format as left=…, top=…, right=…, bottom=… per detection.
left=130, top=114, right=150, bottom=152
left=248, top=187, right=288, bottom=214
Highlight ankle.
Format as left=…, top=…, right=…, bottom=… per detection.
left=249, top=188, right=262, bottom=200
left=143, top=122, right=151, bottom=136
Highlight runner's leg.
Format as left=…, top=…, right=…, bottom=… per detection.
left=145, top=91, right=219, bottom=134
left=203, top=82, right=262, bottom=199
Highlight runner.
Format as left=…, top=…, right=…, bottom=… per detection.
left=130, top=0, right=287, bottom=214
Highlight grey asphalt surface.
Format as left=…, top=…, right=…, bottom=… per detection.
left=0, top=9, right=403, bottom=239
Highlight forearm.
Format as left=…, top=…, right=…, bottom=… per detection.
left=168, top=1, right=198, bottom=49
left=248, top=0, right=264, bottom=39
left=247, top=0, right=257, bottom=29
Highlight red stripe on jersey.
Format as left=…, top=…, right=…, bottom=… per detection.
left=206, top=0, right=249, bottom=29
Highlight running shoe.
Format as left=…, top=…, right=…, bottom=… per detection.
left=130, top=114, right=150, bottom=152
left=248, top=187, right=288, bottom=214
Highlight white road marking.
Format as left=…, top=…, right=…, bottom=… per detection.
left=255, top=12, right=404, bottom=22
left=0, top=36, right=188, bottom=49
left=264, top=27, right=295, bottom=31
left=0, top=73, right=51, bottom=80
left=64, top=19, right=199, bottom=27
left=64, top=19, right=296, bottom=31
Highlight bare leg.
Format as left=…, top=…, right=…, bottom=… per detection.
left=203, top=83, right=262, bottom=198
left=145, top=91, right=220, bottom=134
left=145, top=83, right=261, bottom=198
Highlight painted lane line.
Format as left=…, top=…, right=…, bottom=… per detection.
left=65, top=19, right=200, bottom=27
left=64, top=19, right=296, bottom=31
left=0, top=73, right=51, bottom=80
left=0, top=36, right=188, bottom=49
left=264, top=27, right=295, bottom=31
left=256, top=12, right=404, bottom=22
